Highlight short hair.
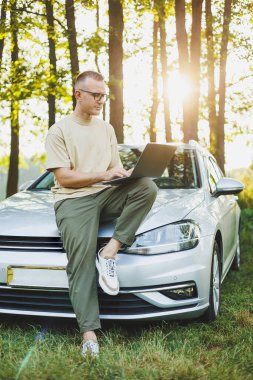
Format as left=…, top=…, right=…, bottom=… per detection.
left=75, top=70, right=104, bottom=88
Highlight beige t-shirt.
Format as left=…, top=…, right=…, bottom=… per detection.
left=45, top=113, right=122, bottom=201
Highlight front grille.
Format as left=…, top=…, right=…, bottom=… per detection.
left=0, top=236, right=64, bottom=252
left=0, top=287, right=72, bottom=313
left=0, top=236, right=109, bottom=253
left=0, top=287, right=197, bottom=316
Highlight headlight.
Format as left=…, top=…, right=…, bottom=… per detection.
left=125, top=220, right=200, bottom=255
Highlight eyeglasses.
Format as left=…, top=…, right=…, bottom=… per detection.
left=78, top=89, right=109, bottom=102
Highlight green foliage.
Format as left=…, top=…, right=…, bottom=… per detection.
left=130, top=0, right=153, bottom=16
left=241, top=208, right=253, bottom=231
left=31, top=152, right=46, bottom=164
left=79, top=0, right=96, bottom=10
left=19, top=154, right=29, bottom=169
left=85, top=30, right=107, bottom=55
left=238, top=167, right=253, bottom=209
left=0, top=155, right=10, bottom=173
left=0, top=153, right=28, bottom=173
left=30, top=152, right=46, bottom=172
left=0, top=0, right=75, bottom=187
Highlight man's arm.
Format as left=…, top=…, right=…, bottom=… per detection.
left=53, top=166, right=130, bottom=188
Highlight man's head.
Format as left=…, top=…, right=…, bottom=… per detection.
left=74, top=71, right=107, bottom=117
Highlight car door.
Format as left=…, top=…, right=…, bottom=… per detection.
left=205, top=157, right=237, bottom=272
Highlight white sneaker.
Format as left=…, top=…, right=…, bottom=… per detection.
left=96, top=248, right=119, bottom=296
left=82, top=339, right=99, bottom=357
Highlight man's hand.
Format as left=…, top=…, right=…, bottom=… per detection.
left=103, top=166, right=130, bottom=181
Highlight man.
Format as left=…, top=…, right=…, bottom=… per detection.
left=45, top=70, right=158, bottom=357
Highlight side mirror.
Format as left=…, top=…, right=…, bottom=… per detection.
left=213, top=177, right=244, bottom=197
left=19, top=180, right=34, bottom=191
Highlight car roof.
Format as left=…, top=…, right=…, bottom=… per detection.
left=119, top=140, right=209, bottom=155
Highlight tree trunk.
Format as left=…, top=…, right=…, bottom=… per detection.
left=217, top=0, right=232, bottom=172
left=7, top=0, right=20, bottom=197
left=65, top=0, right=79, bottom=109
left=175, top=0, right=203, bottom=142
left=46, top=0, right=57, bottom=128
left=108, top=0, right=124, bottom=143
left=205, top=0, right=218, bottom=158
left=0, top=0, right=7, bottom=70
left=175, top=0, right=189, bottom=78
left=159, top=3, right=172, bottom=142
left=95, top=0, right=106, bottom=120
left=149, top=19, right=159, bottom=142
left=95, top=0, right=101, bottom=73
left=189, top=0, right=203, bottom=138
left=175, top=0, right=192, bottom=142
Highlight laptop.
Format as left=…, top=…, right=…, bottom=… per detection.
left=102, top=143, right=176, bottom=185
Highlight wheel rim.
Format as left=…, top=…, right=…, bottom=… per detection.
left=236, top=233, right=240, bottom=267
left=212, top=250, right=220, bottom=315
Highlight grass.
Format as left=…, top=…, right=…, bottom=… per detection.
left=0, top=210, right=252, bottom=380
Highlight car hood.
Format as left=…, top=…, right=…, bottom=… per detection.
left=0, top=189, right=205, bottom=238
left=0, top=191, right=59, bottom=237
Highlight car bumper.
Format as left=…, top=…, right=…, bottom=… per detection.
left=0, top=235, right=214, bottom=321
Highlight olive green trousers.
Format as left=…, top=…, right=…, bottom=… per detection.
left=54, top=178, right=158, bottom=333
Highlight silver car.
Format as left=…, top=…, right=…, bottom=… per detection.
left=0, top=141, right=244, bottom=323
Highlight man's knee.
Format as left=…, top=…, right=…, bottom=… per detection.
left=135, top=177, right=158, bottom=200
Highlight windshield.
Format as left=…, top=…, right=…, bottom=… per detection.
left=31, top=146, right=200, bottom=190
left=120, top=146, right=199, bottom=189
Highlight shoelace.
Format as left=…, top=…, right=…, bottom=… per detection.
left=105, top=259, right=116, bottom=277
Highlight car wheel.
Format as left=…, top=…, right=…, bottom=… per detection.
left=201, top=241, right=221, bottom=323
left=231, top=230, right=240, bottom=271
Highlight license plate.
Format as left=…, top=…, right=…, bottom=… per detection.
left=7, top=265, right=68, bottom=288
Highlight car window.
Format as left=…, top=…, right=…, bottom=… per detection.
left=205, top=156, right=223, bottom=193
left=31, top=147, right=200, bottom=190
left=209, top=157, right=224, bottom=179
left=32, top=172, right=54, bottom=190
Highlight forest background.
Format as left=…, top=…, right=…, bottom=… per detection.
left=0, top=0, right=253, bottom=206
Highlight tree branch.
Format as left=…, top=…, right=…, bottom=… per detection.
left=12, top=7, right=67, bottom=33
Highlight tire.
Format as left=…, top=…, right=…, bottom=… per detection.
left=201, top=240, right=221, bottom=323
left=231, top=230, right=240, bottom=271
